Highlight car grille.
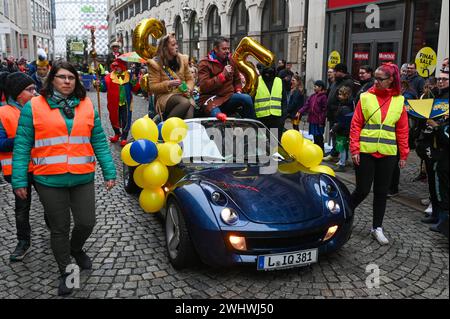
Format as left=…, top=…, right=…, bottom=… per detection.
left=245, top=228, right=327, bottom=252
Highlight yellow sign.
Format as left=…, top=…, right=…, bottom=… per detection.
left=328, top=51, right=341, bottom=69
left=415, top=47, right=437, bottom=78
left=70, top=42, right=85, bottom=55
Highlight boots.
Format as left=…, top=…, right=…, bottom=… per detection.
left=70, top=250, right=92, bottom=270
left=58, top=272, right=73, bottom=296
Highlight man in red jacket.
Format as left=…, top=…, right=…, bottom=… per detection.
left=198, top=37, right=255, bottom=121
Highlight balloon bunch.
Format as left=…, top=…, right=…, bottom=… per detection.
left=121, top=117, right=188, bottom=213
left=279, top=130, right=335, bottom=176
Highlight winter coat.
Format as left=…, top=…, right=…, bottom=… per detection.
left=298, top=92, right=328, bottom=125
left=147, top=54, right=194, bottom=114
left=327, top=74, right=355, bottom=123
left=402, top=73, right=425, bottom=98
left=198, top=52, right=243, bottom=115
left=11, top=96, right=116, bottom=189
left=354, top=78, right=375, bottom=104
left=286, top=89, right=305, bottom=118
left=350, top=86, right=410, bottom=161
left=332, top=101, right=354, bottom=136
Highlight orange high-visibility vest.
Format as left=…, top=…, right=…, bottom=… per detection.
left=30, top=96, right=96, bottom=175
left=0, top=104, right=33, bottom=176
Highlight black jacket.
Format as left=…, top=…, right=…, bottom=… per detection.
left=354, top=78, right=375, bottom=104
left=327, top=74, right=354, bottom=122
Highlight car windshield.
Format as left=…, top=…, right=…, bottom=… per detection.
left=181, top=119, right=292, bottom=165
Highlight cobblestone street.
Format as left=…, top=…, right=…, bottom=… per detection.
left=0, top=91, right=448, bottom=299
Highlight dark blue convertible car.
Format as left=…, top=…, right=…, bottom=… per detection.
left=124, top=118, right=353, bottom=270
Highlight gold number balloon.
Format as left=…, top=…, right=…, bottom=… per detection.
left=233, top=37, right=275, bottom=97
left=133, top=18, right=166, bottom=60
left=140, top=73, right=149, bottom=93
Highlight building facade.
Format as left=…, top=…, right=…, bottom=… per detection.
left=0, top=0, right=54, bottom=61
left=54, top=0, right=109, bottom=60
left=305, top=0, right=449, bottom=92
left=110, top=0, right=308, bottom=74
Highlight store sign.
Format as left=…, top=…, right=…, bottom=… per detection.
left=83, top=25, right=108, bottom=30
left=378, top=52, right=396, bottom=61
left=70, top=42, right=85, bottom=55
left=354, top=52, right=369, bottom=60
left=81, top=6, right=95, bottom=13
left=328, top=0, right=374, bottom=9
left=415, top=47, right=437, bottom=78
left=328, top=51, right=341, bottom=68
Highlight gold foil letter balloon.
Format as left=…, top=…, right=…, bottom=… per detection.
left=133, top=18, right=166, bottom=60
left=233, top=37, right=275, bottom=97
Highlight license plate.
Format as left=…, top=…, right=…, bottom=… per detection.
left=257, top=248, right=318, bottom=270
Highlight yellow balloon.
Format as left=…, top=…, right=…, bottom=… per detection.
left=278, top=161, right=302, bottom=174
left=310, top=165, right=336, bottom=177
left=296, top=143, right=323, bottom=168
left=133, top=164, right=148, bottom=188
left=233, top=37, right=275, bottom=97
left=121, top=143, right=139, bottom=166
left=142, top=160, right=169, bottom=188
left=157, top=142, right=183, bottom=166
left=139, top=187, right=165, bottom=213
left=133, top=18, right=166, bottom=60
left=131, top=117, right=159, bottom=142
left=161, top=117, right=188, bottom=143
left=281, top=130, right=304, bottom=156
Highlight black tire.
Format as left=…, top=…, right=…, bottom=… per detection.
left=122, top=163, right=141, bottom=194
left=165, top=199, right=198, bottom=269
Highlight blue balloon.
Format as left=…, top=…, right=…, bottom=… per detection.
left=130, top=139, right=158, bottom=164
left=157, top=122, right=164, bottom=142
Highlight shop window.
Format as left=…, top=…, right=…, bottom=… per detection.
left=327, top=11, right=346, bottom=64
left=207, top=6, right=221, bottom=51
left=352, top=3, right=404, bottom=33
left=261, top=0, right=289, bottom=61
left=189, top=11, right=200, bottom=61
left=411, top=0, right=441, bottom=59
left=174, top=15, right=183, bottom=53
left=231, top=0, right=248, bottom=50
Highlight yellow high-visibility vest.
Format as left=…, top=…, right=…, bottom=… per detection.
left=359, top=92, right=404, bottom=156
left=254, top=76, right=282, bottom=118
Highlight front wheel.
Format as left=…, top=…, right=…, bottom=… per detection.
left=165, top=199, right=198, bottom=269
left=122, top=163, right=141, bottom=194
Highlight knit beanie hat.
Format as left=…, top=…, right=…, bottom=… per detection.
left=6, top=72, right=35, bottom=100
left=314, top=80, right=326, bottom=89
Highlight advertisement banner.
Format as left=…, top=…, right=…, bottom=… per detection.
left=354, top=52, right=369, bottom=60
left=328, top=51, right=341, bottom=69
left=415, top=47, right=437, bottom=78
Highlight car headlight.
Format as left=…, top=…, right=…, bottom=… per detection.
left=220, top=208, right=239, bottom=225
left=326, top=200, right=341, bottom=214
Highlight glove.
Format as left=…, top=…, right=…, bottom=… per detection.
left=216, top=113, right=228, bottom=123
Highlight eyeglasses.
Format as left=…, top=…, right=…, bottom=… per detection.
left=62, top=105, right=74, bottom=119
left=375, top=76, right=390, bottom=82
left=55, top=74, right=76, bottom=81
left=437, top=77, right=449, bottom=82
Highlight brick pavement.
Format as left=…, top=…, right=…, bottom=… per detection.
left=0, top=91, right=448, bottom=299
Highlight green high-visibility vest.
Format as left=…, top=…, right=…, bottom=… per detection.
left=254, top=76, right=282, bottom=118
left=359, top=92, right=404, bottom=156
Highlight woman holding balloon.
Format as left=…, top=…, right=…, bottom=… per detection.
left=147, top=32, right=195, bottom=120
left=349, top=63, right=409, bottom=245
left=11, top=61, right=116, bottom=296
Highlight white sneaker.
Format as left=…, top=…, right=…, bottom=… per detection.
left=424, top=203, right=433, bottom=215
left=371, top=227, right=389, bottom=245
left=421, top=198, right=430, bottom=206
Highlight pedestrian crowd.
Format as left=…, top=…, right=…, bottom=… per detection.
left=1, top=36, right=448, bottom=296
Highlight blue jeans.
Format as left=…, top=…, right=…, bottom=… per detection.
left=220, top=93, right=256, bottom=119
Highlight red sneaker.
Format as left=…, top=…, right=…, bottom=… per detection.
left=109, top=134, right=120, bottom=143
left=120, top=139, right=128, bottom=147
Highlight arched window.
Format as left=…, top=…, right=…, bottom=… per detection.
left=207, top=6, right=221, bottom=51
left=261, top=0, right=289, bottom=62
left=189, top=11, right=200, bottom=61
left=231, top=0, right=248, bottom=50
left=174, top=16, right=183, bottom=53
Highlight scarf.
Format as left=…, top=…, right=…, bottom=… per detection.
left=48, top=90, right=78, bottom=109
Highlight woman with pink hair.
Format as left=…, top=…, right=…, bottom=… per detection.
left=349, top=63, right=409, bottom=245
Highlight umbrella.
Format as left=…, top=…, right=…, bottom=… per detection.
left=117, top=52, right=147, bottom=63
left=406, top=99, right=449, bottom=119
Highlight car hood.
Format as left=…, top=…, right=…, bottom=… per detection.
left=192, top=166, right=324, bottom=224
